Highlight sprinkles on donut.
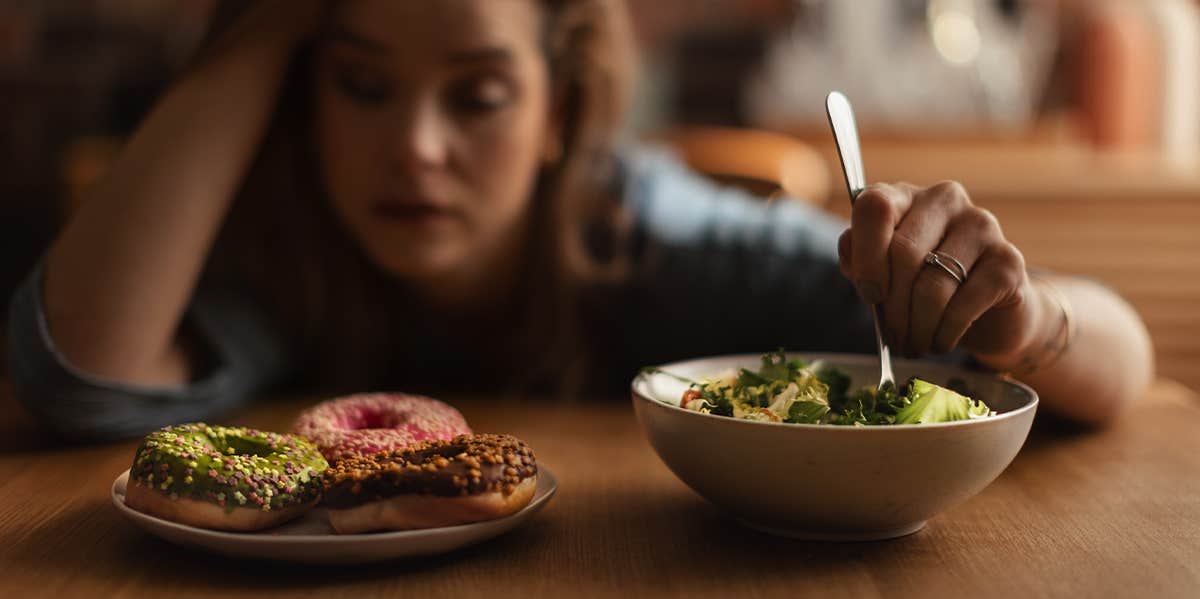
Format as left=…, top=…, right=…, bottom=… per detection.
left=125, top=423, right=328, bottom=531
left=322, top=433, right=538, bottom=533
left=293, top=393, right=472, bottom=461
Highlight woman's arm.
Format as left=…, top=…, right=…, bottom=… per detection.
left=41, top=2, right=320, bottom=386
left=970, top=275, right=1153, bottom=426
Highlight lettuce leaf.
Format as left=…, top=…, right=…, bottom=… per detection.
left=895, top=378, right=993, bottom=424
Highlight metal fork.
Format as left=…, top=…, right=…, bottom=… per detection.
left=825, top=91, right=896, bottom=392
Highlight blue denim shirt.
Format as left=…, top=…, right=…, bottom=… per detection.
left=6, top=147, right=872, bottom=440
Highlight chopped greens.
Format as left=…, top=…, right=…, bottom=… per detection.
left=644, top=351, right=993, bottom=426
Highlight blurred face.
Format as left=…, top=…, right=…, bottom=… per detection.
left=312, top=0, right=551, bottom=287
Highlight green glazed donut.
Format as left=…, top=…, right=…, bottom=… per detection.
left=129, top=423, right=328, bottom=516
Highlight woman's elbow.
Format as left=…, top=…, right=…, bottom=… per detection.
left=1063, top=313, right=1155, bottom=428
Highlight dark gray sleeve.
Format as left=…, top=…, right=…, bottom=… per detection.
left=5, top=262, right=289, bottom=441
left=612, top=147, right=876, bottom=368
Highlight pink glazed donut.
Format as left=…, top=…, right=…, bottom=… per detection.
left=293, top=393, right=472, bottom=461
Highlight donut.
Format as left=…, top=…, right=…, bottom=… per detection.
left=321, top=433, right=538, bottom=533
left=293, top=393, right=472, bottom=461
left=125, top=423, right=328, bottom=531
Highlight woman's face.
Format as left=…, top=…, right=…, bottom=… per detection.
left=312, top=0, right=551, bottom=284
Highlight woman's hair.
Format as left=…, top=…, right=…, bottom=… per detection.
left=201, top=0, right=637, bottom=391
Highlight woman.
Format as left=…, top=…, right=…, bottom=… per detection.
left=6, top=0, right=1152, bottom=440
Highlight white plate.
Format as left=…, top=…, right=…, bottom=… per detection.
left=111, top=467, right=557, bottom=564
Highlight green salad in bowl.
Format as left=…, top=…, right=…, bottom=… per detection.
left=631, top=351, right=1038, bottom=540
left=646, top=351, right=994, bottom=426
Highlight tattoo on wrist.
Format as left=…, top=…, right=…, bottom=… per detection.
left=1003, top=274, right=1076, bottom=376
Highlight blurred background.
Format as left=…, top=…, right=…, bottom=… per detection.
left=2, top=0, right=1198, bottom=389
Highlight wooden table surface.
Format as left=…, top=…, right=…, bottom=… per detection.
left=2, top=380, right=1199, bottom=599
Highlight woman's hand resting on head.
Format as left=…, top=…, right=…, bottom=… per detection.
left=41, top=0, right=330, bottom=386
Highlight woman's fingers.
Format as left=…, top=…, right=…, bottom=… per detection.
left=879, top=182, right=962, bottom=351
left=199, top=0, right=327, bottom=66
left=935, top=243, right=1028, bottom=355
left=837, top=229, right=853, bottom=279
left=906, top=206, right=996, bottom=356
left=849, top=183, right=913, bottom=304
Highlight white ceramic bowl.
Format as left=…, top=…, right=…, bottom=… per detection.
left=632, top=353, right=1038, bottom=541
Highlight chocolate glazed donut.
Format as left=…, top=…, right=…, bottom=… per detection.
left=322, top=433, right=538, bottom=533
